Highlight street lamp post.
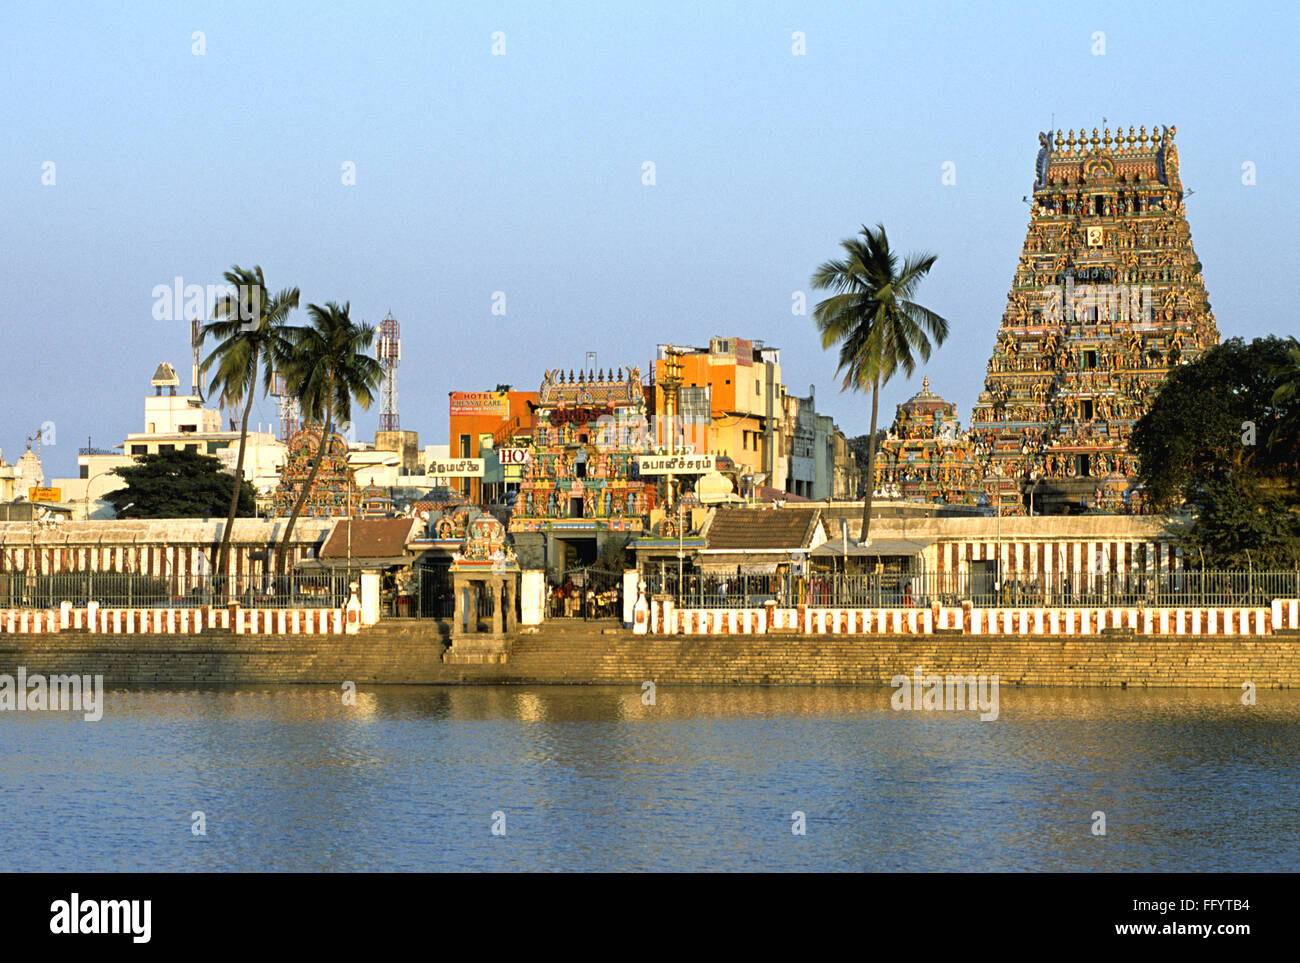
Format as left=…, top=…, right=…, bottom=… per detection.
left=82, top=469, right=121, bottom=520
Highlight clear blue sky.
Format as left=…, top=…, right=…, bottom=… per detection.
left=4, top=1, right=1297, bottom=479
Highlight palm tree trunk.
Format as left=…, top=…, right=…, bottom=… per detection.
left=216, top=385, right=255, bottom=591
left=275, top=413, right=332, bottom=575
left=860, top=376, right=880, bottom=546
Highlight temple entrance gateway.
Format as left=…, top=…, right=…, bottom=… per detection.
left=444, top=515, right=520, bottom=665
left=552, top=566, right=623, bottom=619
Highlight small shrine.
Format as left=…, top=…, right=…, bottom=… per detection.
left=272, top=427, right=354, bottom=517
left=357, top=484, right=393, bottom=518
left=872, top=378, right=982, bottom=505
left=445, top=514, right=520, bottom=664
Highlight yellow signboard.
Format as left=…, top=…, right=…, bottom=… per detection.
left=449, top=391, right=509, bottom=418
left=29, top=487, right=62, bottom=503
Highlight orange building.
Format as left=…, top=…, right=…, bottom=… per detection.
left=447, top=389, right=538, bottom=503
left=650, top=337, right=784, bottom=489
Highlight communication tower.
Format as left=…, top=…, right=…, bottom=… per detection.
left=377, top=312, right=401, bottom=432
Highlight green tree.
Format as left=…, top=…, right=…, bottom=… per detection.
left=1131, top=336, right=1300, bottom=567
left=1132, top=336, right=1297, bottom=509
left=1268, top=335, right=1300, bottom=466
left=200, top=265, right=300, bottom=579
left=273, top=301, right=383, bottom=573
left=105, top=450, right=256, bottom=518
left=811, top=224, right=949, bottom=542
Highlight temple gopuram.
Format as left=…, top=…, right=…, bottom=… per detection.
left=508, top=366, right=657, bottom=578
left=271, top=426, right=354, bottom=517
left=872, top=377, right=982, bottom=505
left=970, top=125, right=1219, bottom=515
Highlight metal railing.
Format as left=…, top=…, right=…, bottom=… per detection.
left=645, top=570, right=1300, bottom=610
left=0, top=572, right=353, bottom=610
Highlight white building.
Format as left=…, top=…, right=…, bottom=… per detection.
left=51, top=362, right=287, bottom=518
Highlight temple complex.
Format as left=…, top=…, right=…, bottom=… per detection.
left=508, top=366, right=658, bottom=577
left=272, top=426, right=355, bottom=517
left=872, top=377, right=982, bottom=505
left=970, top=125, right=1219, bottom=514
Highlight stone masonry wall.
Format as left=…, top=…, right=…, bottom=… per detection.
left=2, top=623, right=1298, bottom=688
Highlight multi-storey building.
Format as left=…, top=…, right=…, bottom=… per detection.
left=651, top=337, right=784, bottom=491
left=446, top=388, right=539, bottom=504
left=51, top=362, right=285, bottom=518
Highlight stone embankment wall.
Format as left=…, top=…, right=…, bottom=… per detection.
left=2, top=620, right=1298, bottom=688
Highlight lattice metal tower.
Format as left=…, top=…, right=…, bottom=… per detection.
left=271, top=371, right=301, bottom=442
left=377, top=312, right=401, bottom=431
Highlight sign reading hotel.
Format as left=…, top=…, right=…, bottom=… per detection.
left=28, top=487, right=62, bottom=503
left=498, top=448, right=531, bottom=465
left=636, top=454, right=717, bottom=475
left=449, top=391, right=509, bottom=418
left=427, top=458, right=485, bottom=477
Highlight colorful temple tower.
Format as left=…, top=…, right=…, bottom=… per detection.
left=508, top=366, right=657, bottom=577
left=272, top=426, right=355, bottom=517
left=873, top=377, right=982, bottom=505
left=970, top=125, right=1219, bottom=514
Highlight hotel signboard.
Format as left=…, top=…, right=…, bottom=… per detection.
left=449, top=391, right=509, bottom=418
left=636, top=454, right=716, bottom=475
left=29, top=487, right=62, bottom=503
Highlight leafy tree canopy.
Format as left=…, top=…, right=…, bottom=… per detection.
left=1131, top=336, right=1300, bottom=567
left=105, top=449, right=256, bottom=519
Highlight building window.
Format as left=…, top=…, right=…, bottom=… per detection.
left=1083, top=350, right=1097, bottom=369
left=1081, top=399, right=1094, bottom=420
left=459, top=434, right=471, bottom=458
left=179, top=424, right=197, bottom=433
left=79, top=465, right=89, bottom=479
left=755, top=380, right=761, bottom=395
left=159, top=444, right=174, bottom=453
left=130, top=445, right=147, bottom=455
left=185, top=444, right=198, bottom=452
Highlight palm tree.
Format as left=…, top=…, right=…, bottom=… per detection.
left=810, top=223, right=949, bottom=545
left=201, top=265, right=300, bottom=584
left=273, top=301, right=383, bottom=574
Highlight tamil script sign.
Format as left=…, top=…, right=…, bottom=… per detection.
left=636, top=454, right=717, bottom=475
left=28, top=487, right=62, bottom=503
left=449, top=391, right=508, bottom=418
left=426, top=459, right=485, bottom=477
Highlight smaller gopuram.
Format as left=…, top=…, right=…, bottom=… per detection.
left=872, top=378, right=982, bottom=505
left=508, top=366, right=657, bottom=579
left=445, top=514, right=519, bottom=665
left=272, top=427, right=355, bottom=517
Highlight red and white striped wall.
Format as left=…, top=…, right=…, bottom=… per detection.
left=0, top=607, right=346, bottom=634
left=648, top=599, right=1300, bottom=637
